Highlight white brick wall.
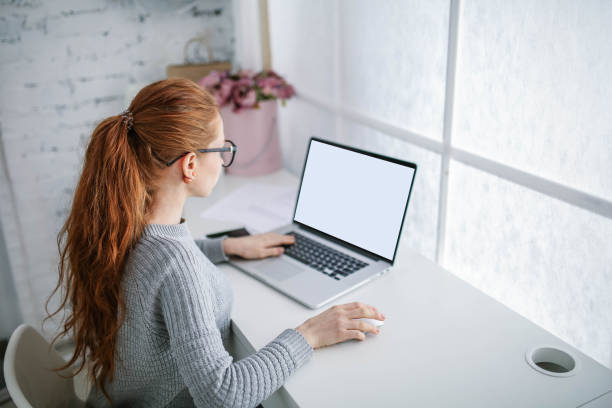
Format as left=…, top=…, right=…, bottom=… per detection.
left=0, top=0, right=235, bottom=340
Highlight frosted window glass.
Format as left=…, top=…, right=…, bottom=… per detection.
left=444, top=161, right=612, bottom=369
left=453, top=0, right=612, bottom=201
left=340, top=0, right=450, bottom=139
left=277, top=98, right=336, bottom=175
left=341, top=120, right=440, bottom=261
left=268, top=0, right=334, bottom=101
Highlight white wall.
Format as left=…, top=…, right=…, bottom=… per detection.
left=0, top=218, right=22, bottom=339
left=0, top=0, right=234, bottom=338
left=268, top=0, right=612, bottom=370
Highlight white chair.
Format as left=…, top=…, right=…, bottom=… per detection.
left=3, top=324, right=85, bottom=407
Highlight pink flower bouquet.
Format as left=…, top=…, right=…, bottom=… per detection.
left=198, top=69, right=295, bottom=113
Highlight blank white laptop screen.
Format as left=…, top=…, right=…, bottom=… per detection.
left=294, top=140, right=415, bottom=260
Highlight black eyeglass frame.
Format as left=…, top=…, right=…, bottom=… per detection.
left=166, top=140, right=237, bottom=167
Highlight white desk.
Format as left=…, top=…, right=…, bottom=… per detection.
left=183, top=170, right=612, bottom=408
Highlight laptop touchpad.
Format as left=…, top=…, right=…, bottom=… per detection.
left=255, top=259, right=303, bottom=282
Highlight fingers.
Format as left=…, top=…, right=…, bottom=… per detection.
left=346, top=329, right=366, bottom=342
left=346, top=319, right=380, bottom=335
left=305, top=303, right=384, bottom=348
left=257, top=246, right=284, bottom=258
left=262, top=233, right=295, bottom=247
left=345, top=302, right=385, bottom=320
left=246, top=233, right=295, bottom=259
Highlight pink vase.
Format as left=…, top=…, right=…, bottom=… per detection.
left=220, top=100, right=282, bottom=176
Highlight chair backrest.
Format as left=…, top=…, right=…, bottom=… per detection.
left=3, top=324, right=83, bottom=407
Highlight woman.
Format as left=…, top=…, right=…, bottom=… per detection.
left=47, top=78, right=385, bottom=407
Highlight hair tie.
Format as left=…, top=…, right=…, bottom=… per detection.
left=121, top=109, right=134, bottom=131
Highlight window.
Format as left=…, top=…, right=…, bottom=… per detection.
left=268, top=0, right=612, bottom=369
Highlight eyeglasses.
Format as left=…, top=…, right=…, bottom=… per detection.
left=166, top=140, right=237, bottom=167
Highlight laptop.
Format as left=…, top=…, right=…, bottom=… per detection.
left=229, top=137, right=417, bottom=309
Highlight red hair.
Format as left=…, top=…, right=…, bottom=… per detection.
left=45, top=78, right=219, bottom=402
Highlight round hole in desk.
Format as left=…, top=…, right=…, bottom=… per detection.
left=525, top=346, right=579, bottom=377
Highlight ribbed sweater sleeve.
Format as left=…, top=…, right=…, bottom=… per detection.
left=194, top=237, right=229, bottom=264
left=159, top=246, right=313, bottom=408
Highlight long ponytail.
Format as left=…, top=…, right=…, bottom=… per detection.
left=45, top=78, right=220, bottom=402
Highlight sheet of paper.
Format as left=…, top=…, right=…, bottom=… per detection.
left=200, top=183, right=298, bottom=233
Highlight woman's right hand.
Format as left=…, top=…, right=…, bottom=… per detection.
left=295, top=302, right=385, bottom=349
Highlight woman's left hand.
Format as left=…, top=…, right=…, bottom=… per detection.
left=222, top=233, right=295, bottom=259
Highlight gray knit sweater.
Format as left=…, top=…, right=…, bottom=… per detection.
left=86, top=220, right=313, bottom=407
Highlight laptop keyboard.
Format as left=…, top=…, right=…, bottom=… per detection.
left=283, top=232, right=369, bottom=280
